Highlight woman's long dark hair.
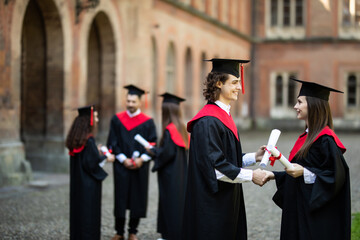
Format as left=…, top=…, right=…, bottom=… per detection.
left=203, top=72, right=229, bottom=102
left=161, top=101, right=189, bottom=149
left=295, top=96, right=333, bottom=159
left=65, top=115, right=93, bottom=150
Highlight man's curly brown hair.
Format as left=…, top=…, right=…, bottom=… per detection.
left=203, top=72, right=229, bottom=102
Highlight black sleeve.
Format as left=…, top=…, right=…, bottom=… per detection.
left=191, top=118, right=241, bottom=193
left=272, top=171, right=287, bottom=209
left=106, top=116, right=121, bottom=155
left=140, top=119, right=157, bottom=156
left=305, top=136, right=347, bottom=211
left=152, top=130, right=177, bottom=172
left=83, top=138, right=108, bottom=181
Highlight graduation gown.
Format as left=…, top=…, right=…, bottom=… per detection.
left=182, top=103, right=247, bottom=240
left=273, top=128, right=351, bottom=240
left=69, top=136, right=108, bottom=240
left=107, top=111, right=157, bottom=218
left=152, top=123, right=188, bottom=240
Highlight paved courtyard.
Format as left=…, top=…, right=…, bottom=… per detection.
left=0, top=131, right=359, bottom=239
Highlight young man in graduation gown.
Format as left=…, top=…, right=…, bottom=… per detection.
left=66, top=105, right=115, bottom=240
left=263, top=78, right=351, bottom=240
left=182, top=59, right=267, bottom=240
left=107, top=85, right=157, bottom=240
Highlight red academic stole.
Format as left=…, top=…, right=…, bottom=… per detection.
left=187, top=104, right=239, bottom=141
left=288, top=126, right=346, bottom=161
left=68, top=135, right=93, bottom=156
left=116, top=111, right=151, bottom=131
left=166, top=123, right=189, bottom=148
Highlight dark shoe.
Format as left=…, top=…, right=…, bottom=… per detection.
left=128, top=233, right=139, bottom=240
left=112, top=234, right=125, bottom=240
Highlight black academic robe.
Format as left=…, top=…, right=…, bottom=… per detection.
left=107, top=111, right=157, bottom=218
left=152, top=123, right=188, bottom=240
left=69, top=137, right=108, bottom=240
left=182, top=103, right=247, bottom=240
left=273, top=132, right=351, bottom=240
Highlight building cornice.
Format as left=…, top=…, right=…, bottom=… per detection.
left=159, top=0, right=254, bottom=43
left=259, top=37, right=360, bottom=44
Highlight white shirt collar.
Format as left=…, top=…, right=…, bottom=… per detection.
left=215, top=100, right=231, bottom=115
left=127, top=109, right=141, bottom=118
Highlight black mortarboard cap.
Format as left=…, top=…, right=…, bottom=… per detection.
left=204, top=58, right=250, bottom=78
left=290, top=77, right=343, bottom=101
left=124, top=84, right=146, bottom=97
left=160, top=92, right=186, bottom=105
left=77, top=105, right=95, bottom=126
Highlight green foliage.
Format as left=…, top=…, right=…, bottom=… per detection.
left=352, top=213, right=360, bottom=240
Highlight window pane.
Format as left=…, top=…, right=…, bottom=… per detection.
left=271, top=0, right=278, bottom=26
left=288, top=75, right=296, bottom=106
left=347, top=75, right=357, bottom=106
left=276, top=75, right=283, bottom=106
left=283, top=0, right=290, bottom=26
left=295, top=0, right=303, bottom=26
left=356, top=0, right=360, bottom=25
left=343, top=0, right=351, bottom=26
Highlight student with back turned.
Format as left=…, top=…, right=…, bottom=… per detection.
left=147, top=93, right=189, bottom=240
left=107, top=85, right=157, bottom=240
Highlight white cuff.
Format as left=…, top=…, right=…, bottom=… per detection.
left=141, top=153, right=151, bottom=162
left=99, top=159, right=107, bottom=168
left=215, top=168, right=253, bottom=183
left=242, top=153, right=256, bottom=167
left=116, top=153, right=127, bottom=163
left=303, top=167, right=316, bottom=184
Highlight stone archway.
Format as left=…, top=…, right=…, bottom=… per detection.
left=87, top=11, right=116, bottom=142
left=21, top=0, right=65, bottom=171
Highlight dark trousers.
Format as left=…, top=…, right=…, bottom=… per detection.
left=115, top=217, right=140, bottom=236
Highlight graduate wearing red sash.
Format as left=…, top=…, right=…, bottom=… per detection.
left=265, top=78, right=351, bottom=240
left=66, top=105, right=115, bottom=240
left=107, top=85, right=157, bottom=240
left=148, top=93, right=189, bottom=240
left=182, top=59, right=267, bottom=240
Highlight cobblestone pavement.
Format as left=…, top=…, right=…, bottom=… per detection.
left=0, top=131, right=359, bottom=240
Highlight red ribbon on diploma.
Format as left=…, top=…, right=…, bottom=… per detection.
left=266, top=146, right=282, bottom=166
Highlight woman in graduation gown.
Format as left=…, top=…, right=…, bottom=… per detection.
left=66, top=105, right=115, bottom=240
left=147, top=93, right=189, bottom=240
left=264, top=78, right=351, bottom=240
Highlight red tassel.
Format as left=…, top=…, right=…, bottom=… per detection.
left=90, top=106, right=94, bottom=126
left=241, top=64, right=245, bottom=94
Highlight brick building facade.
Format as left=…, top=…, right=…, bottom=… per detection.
left=0, top=0, right=359, bottom=186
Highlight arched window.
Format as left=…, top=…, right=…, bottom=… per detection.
left=184, top=48, right=193, bottom=118
left=166, top=42, right=176, bottom=92
left=151, top=37, right=158, bottom=116
left=200, top=52, right=207, bottom=82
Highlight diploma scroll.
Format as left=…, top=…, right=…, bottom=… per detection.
left=99, top=146, right=111, bottom=168
left=259, top=129, right=281, bottom=168
left=100, top=146, right=111, bottom=157
left=134, top=134, right=153, bottom=149
left=267, top=145, right=294, bottom=170
left=131, top=151, right=140, bottom=166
